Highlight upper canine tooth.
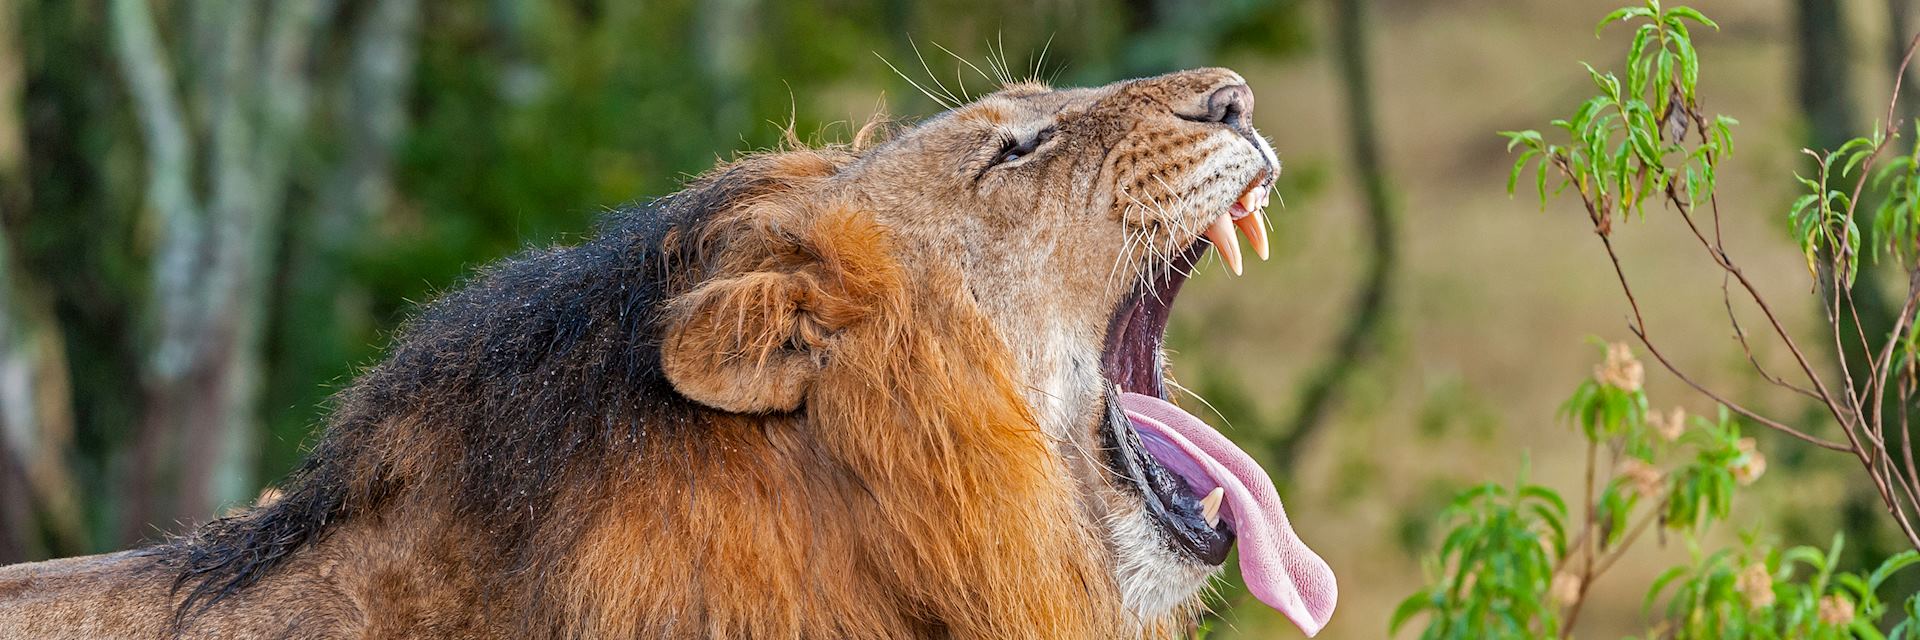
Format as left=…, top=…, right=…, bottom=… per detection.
left=1203, top=213, right=1243, bottom=276
left=1200, top=487, right=1225, bottom=527
left=1234, top=208, right=1270, bottom=261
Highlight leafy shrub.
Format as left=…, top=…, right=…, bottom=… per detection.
left=1396, top=3, right=1920, bottom=637
left=1394, top=344, right=1920, bottom=638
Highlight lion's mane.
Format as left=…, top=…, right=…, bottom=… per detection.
left=162, top=149, right=1121, bottom=638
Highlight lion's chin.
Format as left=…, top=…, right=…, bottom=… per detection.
left=1105, top=499, right=1220, bottom=621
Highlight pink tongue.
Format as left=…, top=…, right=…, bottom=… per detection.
left=1118, top=392, right=1337, bottom=636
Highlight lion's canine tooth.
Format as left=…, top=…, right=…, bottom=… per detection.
left=1235, top=208, right=1270, bottom=261
left=1204, top=213, right=1243, bottom=275
left=1200, top=487, right=1225, bottom=527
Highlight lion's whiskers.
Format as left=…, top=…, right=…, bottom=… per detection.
left=1165, top=377, right=1236, bottom=432
left=986, top=34, right=1015, bottom=87
left=1029, top=34, right=1055, bottom=85
left=1104, top=212, right=1148, bottom=298
left=874, top=52, right=956, bottom=110
left=908, top=39, right=967, bottom=107
left=929, top=42, right=997, bottom=100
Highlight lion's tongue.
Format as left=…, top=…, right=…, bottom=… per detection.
left=1118, top=392, right=1337, bottom=637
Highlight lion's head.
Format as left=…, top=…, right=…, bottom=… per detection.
left=167, top=67, right=1333, bottom=640
left=657, top=67, right=1334, bottom=635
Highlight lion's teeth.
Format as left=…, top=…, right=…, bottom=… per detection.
left=1200, top=487, right=1225, bottom=527
left=1234, top=185, right=1267, bottom=218
left=1203, top=213, right=1242, bottom=276
left=1234, top=207, right=1269, bottom=261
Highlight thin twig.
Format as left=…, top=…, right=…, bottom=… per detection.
left=1558, top=440, right=1602, bottom=638
left=1627, top=326, right=1852, bottom=451
left=1589, top=229, right=1853, bottom=451
left=1666, top=189, right=1852, bottom=428
left=1722, top=284, right=1823, bottom=401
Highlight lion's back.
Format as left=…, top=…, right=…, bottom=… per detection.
left=0, top=548, right=368, bottom=639
left=0, top=551, right=175, bottom=639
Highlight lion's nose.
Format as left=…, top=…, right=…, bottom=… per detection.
left=1200, top=84, right=1254, bottom=129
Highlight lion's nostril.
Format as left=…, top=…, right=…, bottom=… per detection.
left=1202, top=84, right=1254, bottom=128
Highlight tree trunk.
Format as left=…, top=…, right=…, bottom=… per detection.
left=269, top=0, right=419, bottom=476
left=1274, top=0, right=1399, bottom=470
left=109, top=0, right=333, bottom=542
left=0, top=229, right=86, bottom=561
left=1796, top=0, right=1859, bottom=150
left=0, top=0, right=84, bottom=561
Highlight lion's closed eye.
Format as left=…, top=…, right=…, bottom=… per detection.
left=984, top=126, right=1057, bottom=173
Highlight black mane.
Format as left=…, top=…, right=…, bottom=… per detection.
left=162, top=169, right=771, bottom=621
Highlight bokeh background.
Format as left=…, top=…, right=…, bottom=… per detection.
left=0, top=0, right=1913, bottom=637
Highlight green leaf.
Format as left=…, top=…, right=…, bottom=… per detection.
left=1597, top=6, right=1657, bottom=36
left=1869, top=550, right=1920, bottom=590
left=1792, top=194, right=1820, bottom=218
left=1583, top=62, right=1622, bottom=100
left=1536, top=155, right=1551, bottom=207
left=1518, top=484, right=1568, bottom=515
left=1628, top=24, right=1657, bottom=95
left=1450, top=483, right=1506, bottom=510
left=1500, top=129, right=1544, bottom=152
left=1672, top=31, right=1699, bottom=98
left=1838, top=573, right=1872, bottom=600
left=1646, top=564, right=1691, bottom=615
left=1389, top=589, right=1434, bottom=634
left=1664, top=6, right=1719, bottom=30
left=1714, top=115, right=1738, bottom=154
left=1530, top=503, right=1568, bottom=558
left=1508, top=150, right=1538, bottom=195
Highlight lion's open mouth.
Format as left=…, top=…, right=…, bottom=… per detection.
left=1097, top=176, right=1337, bottom=636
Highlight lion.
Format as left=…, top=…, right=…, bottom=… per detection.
left=0, top=67, right=1335, bottom=639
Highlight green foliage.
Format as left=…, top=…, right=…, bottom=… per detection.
left=1499, top=0, right=1733, bottom=228
left=1873, top=134, right=1920, bottom=267
left=1390, top=472, right=1567, bottom=638
left=1396, top=340, right=1920, bottom=639
left=1791, top=148, right=1866, bottom=283
left=1791, top=112, right=1920, bottom=287
left=1647, top=536, right=1920, bottom=639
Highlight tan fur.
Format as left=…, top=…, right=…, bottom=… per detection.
left=0, top=67, right=1275, bottom=639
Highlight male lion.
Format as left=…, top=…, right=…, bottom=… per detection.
left=0, top=67, right=1335, bottom=639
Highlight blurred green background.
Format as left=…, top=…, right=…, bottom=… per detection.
left=0, top=0, right=1913, bottom=637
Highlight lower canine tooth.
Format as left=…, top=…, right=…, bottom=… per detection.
left=1200, top=487, right=1225, bottom=527
left=1203, top=213, right=1243, bottom=276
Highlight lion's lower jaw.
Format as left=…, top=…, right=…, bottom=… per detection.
left=1106, top=505, right=1218, bottom=631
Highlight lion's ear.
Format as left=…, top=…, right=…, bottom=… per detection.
left=660, top=270, right=833, bottom=414
left=661, top=204, right=902, bottom=414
